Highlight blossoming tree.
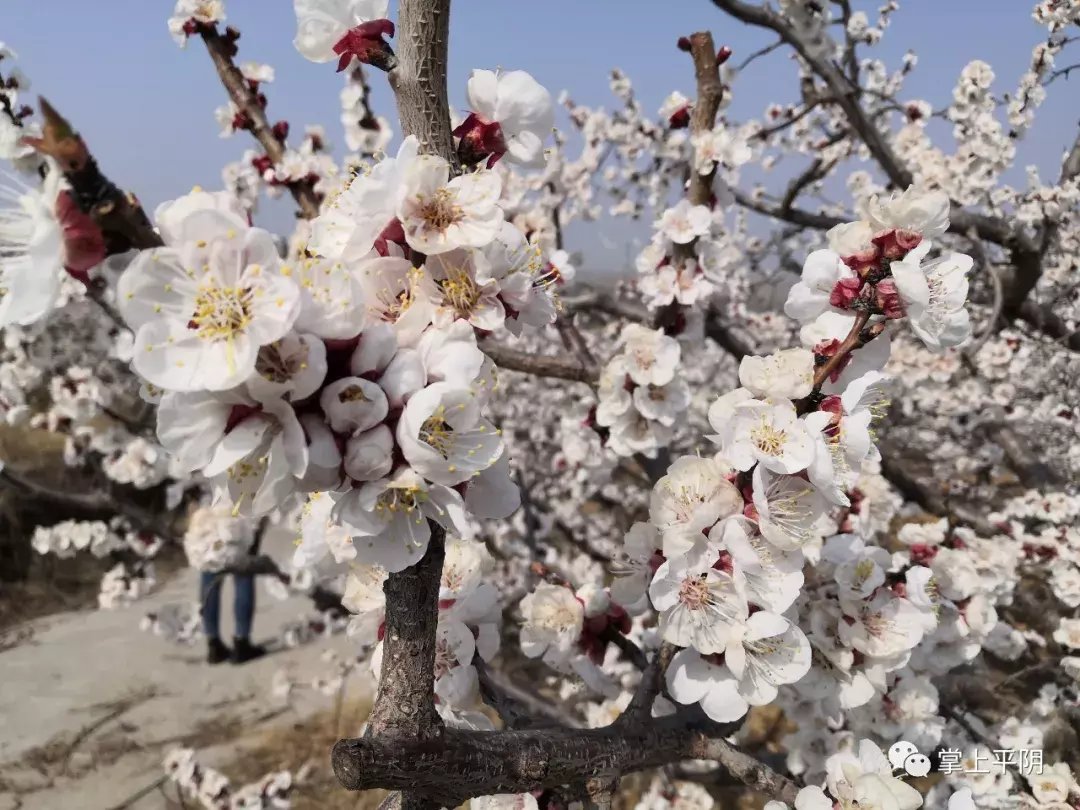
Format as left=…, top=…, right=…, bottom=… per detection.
left=1, top=0, right=1079, bottom=808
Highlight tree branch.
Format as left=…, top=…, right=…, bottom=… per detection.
left=386, top=0, right=458, bottom=168
left=26, top=99, right=163, bottom=254
left=479, top=340, right=600, bottom=385
left=366, top=524, right=446, bottom=740
left=198, top=26, right=321, bottom=219
left=332, top=716, right=800, bottom=806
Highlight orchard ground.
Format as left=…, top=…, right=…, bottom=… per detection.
left=0, top=528, right=371, bottom=810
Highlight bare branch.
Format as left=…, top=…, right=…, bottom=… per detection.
left=332, top=717, right=800, bottom=805
left=480, top=340, right=600, bottom=385
left=474, top=657, right=575, bottom=729
left=618, top=642, right=677, bottom=724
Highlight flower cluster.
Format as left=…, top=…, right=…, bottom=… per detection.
left=164, top=746, right=300, bottom=810
left=594, top=324, right=688, bottom=458
left=117, top=121, right=561, bottom=569
left=182, top=506, right=256, bottom=572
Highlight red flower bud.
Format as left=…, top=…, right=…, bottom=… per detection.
left=272, top=120, right=290, bottom=142
left=333, top=19, right=397, bottom=73
left=452, top=112, right=507, bottom=168
left=373, top=217, right=405, bottom=256
left=716, top=45, right=733, bottom=65
left=677, top=36, right=692, bottom=52
left=668, top=106, right=691, bottom=129
left=909, top=543, right=938, bottom=565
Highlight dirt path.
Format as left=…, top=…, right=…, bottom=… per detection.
left=0, top=529, right=368, bottom=810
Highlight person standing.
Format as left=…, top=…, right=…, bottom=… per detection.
left=183, top=507, right=268, bottom=664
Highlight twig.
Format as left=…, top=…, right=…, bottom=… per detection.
left=474, top=656, right=574, bottom=729
left=735, top=39, right=784, bottom=71
left=479, top=340, right=600, bottom=385
left=618, top=642, right=676, bottom=723
left=198, top=26, right=321, bottom=219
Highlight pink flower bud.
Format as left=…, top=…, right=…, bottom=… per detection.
left=875, top=278, right=905, bottom=319
left=872, top=228, right=922, bottom=260
left=829, top=276, right=862, bottom=309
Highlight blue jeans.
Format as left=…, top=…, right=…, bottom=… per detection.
left=200, top=572, right=256, bottom=640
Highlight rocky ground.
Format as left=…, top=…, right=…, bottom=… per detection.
left=0, top=529, right=370, bottom=810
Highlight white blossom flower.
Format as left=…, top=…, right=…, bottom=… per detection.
left=891, top=251, right=973, bottom=350
left=751, top=465, right=827, bottom=550
left=519, top=582, right=583, bottom=664
left=295, top=491, right=357, bottom=566
left=619, top=324, right=681, bottom=387
left=119, top=228, right=300, bottom=391
left=739, top=348, right=815, bottom=400
left=320, top=376, right=388, bottom=434
left=611, top=521, right=662, bottom=608
left=202, top=397, right=309, bottom=515
left=397, top=382, right=503, bottom=486
left=168, top=0, right=225, bottom=46
left=726, top=399, right=817, bottom=474
left=310, top=137, right=419, bottom=262
left=423, top=249, right=506, bottom=330
left=825, top=740, right=922, bottom=810
left=865, top=186, right=950, bottom=239
left=718, top=517, right=805, bottom=613
left=292, top=0, right=394, bottom=71
left=649, top=455, right=742, bottom=557
left=0, top=169, right=103, bottom=327
left=459, top=69, right=554, bottom=168
left=334, top=467, right=466, bottom=572
left=657, top=199, right=711, bottom=244
left=397, top=156, right=503, bottom=255
left=292, top=254, right=371, bottom=340
left=667, top=611, right=810, bottom=721
left=649, top=544, right=748, bottom=654
left=247, top=332, right=327, bottom=402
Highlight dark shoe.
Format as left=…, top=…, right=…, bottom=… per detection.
left=207, top=637, right=231, bottom=665
left=231, top=637, right=267, bottom=665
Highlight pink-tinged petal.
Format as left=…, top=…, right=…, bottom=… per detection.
left=55, top=191, right=105, bottom=280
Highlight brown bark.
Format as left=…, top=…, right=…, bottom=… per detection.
left=365, top=524, right=447, bottom=740
left=387, top=0, right=459, bottom=169
left=332, top=718, right=800, bottom=806
left=26, top=99, right=163, bottom=254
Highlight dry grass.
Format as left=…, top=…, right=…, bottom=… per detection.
left=215, top=694, right=385, bottom=810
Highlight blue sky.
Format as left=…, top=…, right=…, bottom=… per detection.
left=4, top=1, right=1076, bottom=277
